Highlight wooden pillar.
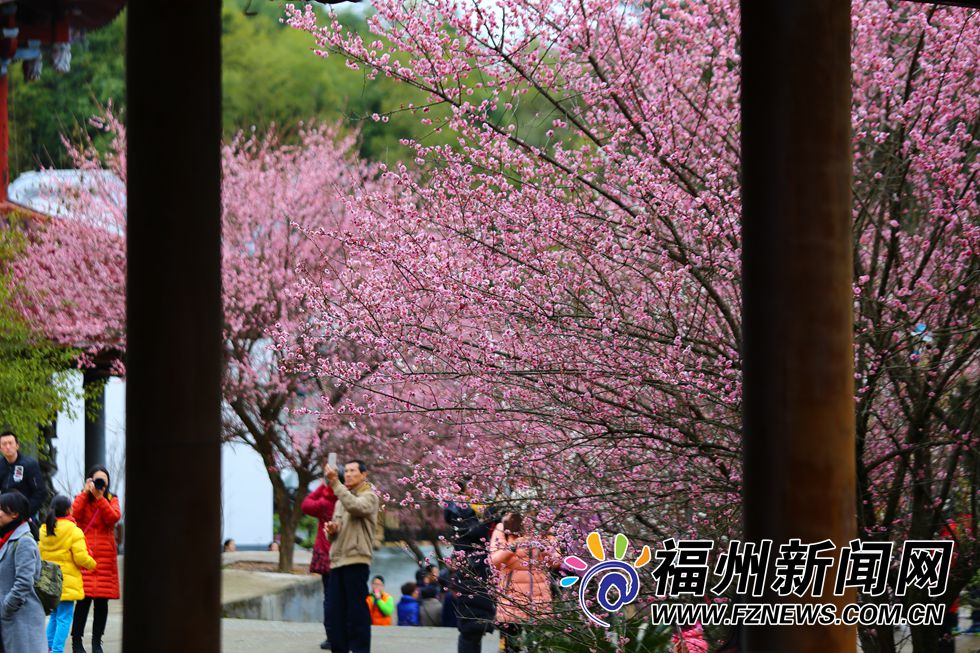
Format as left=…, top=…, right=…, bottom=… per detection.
left=83, top=368, right=107, bottom=472
left=124, top=2, right=222, bottom=653
left=741, top=1, right=856, bottom=651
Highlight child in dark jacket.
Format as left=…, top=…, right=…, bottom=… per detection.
left=397, top=582, right=421, bottom=626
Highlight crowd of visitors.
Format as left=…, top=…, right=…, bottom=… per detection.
left=299, top=456, right=567, bottom=653
left=0, top=432, right=729, bottom=653
left=0, top=430, right=120, bottom=653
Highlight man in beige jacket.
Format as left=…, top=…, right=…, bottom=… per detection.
left=324, top=460, right=380, bottom=653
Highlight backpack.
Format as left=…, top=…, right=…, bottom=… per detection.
left=13, top=539, right=63, bottom=615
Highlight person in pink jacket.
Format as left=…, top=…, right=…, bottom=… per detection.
left=489, top=512, right=559, bottom=653
left=301, top=465, right=338, bottom=651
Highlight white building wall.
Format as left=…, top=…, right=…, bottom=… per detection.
left=52, top=375, right=127, bottom=508
left=221, top=442, right=274, bottom=547
left=51, top=372, right=273, bottom=547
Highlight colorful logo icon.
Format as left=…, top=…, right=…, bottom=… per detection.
left=561, top=532, right=651, bottom=628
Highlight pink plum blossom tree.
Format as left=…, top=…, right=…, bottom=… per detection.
left=286, top=1, right=979, bottom=649
left=10, top=117, right=396, bottom=571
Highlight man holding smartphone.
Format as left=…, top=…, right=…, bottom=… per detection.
left=323, top=459, right=380, bottom=653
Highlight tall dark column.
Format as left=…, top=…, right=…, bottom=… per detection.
left=83, top=368, right=106, bottom=472
left=741, top=1, right=856, bottom=652
left=38, top=421, right=57, bottom=504
left=124, top=3, right=222, bottom=653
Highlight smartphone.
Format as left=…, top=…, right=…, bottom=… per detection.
left=327, top=452, right=338, bottom=470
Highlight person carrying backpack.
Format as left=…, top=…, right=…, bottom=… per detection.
left=40, top=496, right=97, bottom=653
left=0, top=490, right=46, bottom=653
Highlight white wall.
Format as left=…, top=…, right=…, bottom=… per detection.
left=52, top=372, right=273, bottom=547
left=222, top=442, right=274, bottom=547
left=52, top=374, right=127, bottom=509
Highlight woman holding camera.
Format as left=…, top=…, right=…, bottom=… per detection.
left=69, top=466, right=120, bottom=653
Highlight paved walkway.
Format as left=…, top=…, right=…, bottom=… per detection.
left=75, top=554, right=500, bottom=653
left=65, top=605, right=980, bottom=653
left=95, top=615, right=498, bottom=653
left=961, top=635, right=980, bottom=653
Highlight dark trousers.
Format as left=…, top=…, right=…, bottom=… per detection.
left=326, top=563, right=371, bottom=653
left=458, top=630, right=484, bottom=653
left=71, top=597, right=109, bottom=641
left=322, top=573, right=331, bottom=639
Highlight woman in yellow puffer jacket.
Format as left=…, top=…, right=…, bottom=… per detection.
left=39, top=495, right=97, bottom=653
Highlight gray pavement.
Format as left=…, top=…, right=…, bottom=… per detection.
left=80, top=554, right=500, bottom=653
left=64, top=601, right=980, bottom=653
left=94, top=615, right=499, bottom=653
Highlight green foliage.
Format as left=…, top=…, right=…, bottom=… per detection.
left=8, top=2, right=457, bottom=172
left=221, top=0, right=454, bottom=163
left=272, top=507, right=318, bottom=549
left=0, top=222, right=81, bottom=447
left=7, top=0, right=551, bottom=174
left=8, top=15, right=125, bottom=176
left=296, top=513, right=319, bottom=549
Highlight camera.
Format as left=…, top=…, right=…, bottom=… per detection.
left=93, top=478, right=107, bottom=491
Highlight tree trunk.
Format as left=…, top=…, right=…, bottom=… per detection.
left=37, top=421, right=57, bottom=514
left=404, top=538, right=428, bottom=565
left=270, top=469, right=317, bottom=573
left=431, top=538, right=445, bottom=564
left=270, top=477, right=304, bottom=573
left=278, top=510, right=299, bottom=573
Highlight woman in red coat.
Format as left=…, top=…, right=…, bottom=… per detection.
left=301, top=474, right=337, bottom=650
left=70, top=465, right=121, bottom=653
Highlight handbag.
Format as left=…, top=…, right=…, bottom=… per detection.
left=12, top=539, right=63, bottom=616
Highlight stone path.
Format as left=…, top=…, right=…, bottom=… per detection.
left=95, top=616, right=499, bottom=653
left=77, top=554, right=500, bottom=653
left=65, top=607, right=980, bottom=653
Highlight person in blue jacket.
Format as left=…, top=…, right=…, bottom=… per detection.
left=397, top=582, right=420, bottom=626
